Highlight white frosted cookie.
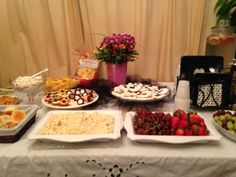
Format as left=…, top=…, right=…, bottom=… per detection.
left=127, top=82, right=142, bottom=92
left=114, top=87, right=122, bottom=94
left=150, top=85, right=159, bottom=91
left=123, top=91, right=136, bottom=97
left=118, top=85, right=128, bottom=92
left=158, top=88, right=169, bottom=95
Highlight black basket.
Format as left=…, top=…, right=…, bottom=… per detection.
left=191, top=73, right=232, bottom=108
left=179, top=55, right=224, bottom=99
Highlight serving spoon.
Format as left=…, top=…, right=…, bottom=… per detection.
left=31, top=68, right=49, bottom=77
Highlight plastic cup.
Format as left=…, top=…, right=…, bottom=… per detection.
left=174, top=98, right=191, bottom=112
left=175, top=80, right=190, bottom=100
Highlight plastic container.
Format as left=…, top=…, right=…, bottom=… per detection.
left=75, top=55, right=99, bottom=88
left=74, top=71, right=98, bottom=88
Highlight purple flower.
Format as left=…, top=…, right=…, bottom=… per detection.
left=96, top=33, right=138, bottom=63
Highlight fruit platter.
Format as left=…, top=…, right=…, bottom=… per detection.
left=0, top=105, right=38, bottom=143
left=212, top=110, right=236, bottom=142
left=42, top=88, right=99, bottom=109
left=124, top=108, right=221, bottom=144
left=111, top=82, right=170, bottom=102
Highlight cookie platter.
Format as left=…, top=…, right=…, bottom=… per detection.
left=111, top=83, right=170, bottom=102
left=42, top=88, right=99, bottom=109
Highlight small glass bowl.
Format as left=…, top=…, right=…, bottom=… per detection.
left=11, top=75, right=46, bottom=104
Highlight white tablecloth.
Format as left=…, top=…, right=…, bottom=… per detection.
left=1, top=83, right=236, bottom=177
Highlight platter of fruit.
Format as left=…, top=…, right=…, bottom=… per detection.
left=124, top=108, right=221, bottom=144
left=42, top=88, right=99, bottom=109
left=212, top=110, right=236, bottom=142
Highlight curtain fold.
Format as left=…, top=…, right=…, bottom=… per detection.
left=0, top=0, right=216, bottom=87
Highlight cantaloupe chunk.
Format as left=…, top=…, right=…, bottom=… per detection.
left=0, top=117, right=4, bottom=128
left=6, top=121, right=15, bottom=128
left=11, top=110, right=26, bottom=123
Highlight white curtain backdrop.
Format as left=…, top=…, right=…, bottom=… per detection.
left=0, top=0, right=217, bottom=87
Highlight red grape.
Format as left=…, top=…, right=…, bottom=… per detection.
left=133, top=108, right=172, bottom=135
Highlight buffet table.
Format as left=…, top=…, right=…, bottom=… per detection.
left=0, top=83, right=236, bottom=177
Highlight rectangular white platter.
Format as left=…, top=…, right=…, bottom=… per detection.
left=0, top=105, right=38, bottom=136
left=28, top=110, right=123, bottom=143
left=124, top=112, right=222, bottom=144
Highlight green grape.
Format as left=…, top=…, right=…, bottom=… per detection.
left=228, top=130, right=236, bottom=134
left=232, top=116, right=236, bottom=122
left=213, top=116, right=220, bottom=122
left=216, top=120, right=223, bottom=127
left=227, top=121, right=234, bottom=130
left=219, top=115, right=226, bottom=121
left=225, top=114, right=232, bottom=121
left=234, top=123, right=236, bottom=130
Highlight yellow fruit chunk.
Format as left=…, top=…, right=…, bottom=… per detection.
left=6, top=121, right=15, bottom=128
left=0, top=117, right=5, bottom=128
left=11, top=110, right=26, bottom=124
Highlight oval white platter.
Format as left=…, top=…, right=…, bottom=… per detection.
left=28, top=110, right=123, bottom=143
left=41, top=94, right=99, bottom=109
left=124, top=112, right=222, bottom=144
left=111, top=88, right=170, bottom=102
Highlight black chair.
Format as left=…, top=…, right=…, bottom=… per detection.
left=180, top=55, right=224, bottom=82
left=178, top=55, right=232, bottom=108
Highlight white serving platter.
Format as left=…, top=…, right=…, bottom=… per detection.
left=111, top=88, right=170, bottom=102
left=124, top=112, right=222, bottom=144
left=28, top=110, right=123, bottom=143
left=41, top=94, right=99, bottom=109
left=0, top=105, right=38, bottom=136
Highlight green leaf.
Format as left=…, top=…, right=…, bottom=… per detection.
left=214, top=0, right=236, bottom=25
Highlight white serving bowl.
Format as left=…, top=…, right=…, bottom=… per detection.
left=212, top=111, right=236, bottom=142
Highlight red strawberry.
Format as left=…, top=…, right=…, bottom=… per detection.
left=199, top=127, right=208, bottom=136
left=189, top=114, right=201, bottom=125
left=184, top=129, right=193, bottom=136
left=171, top=116, right=180, bottom=129
left=173, top=109, right=183, bottom=118
left=200, top=120, right=207, bottom=129
left=173, top=109, right=180, bottom=117
left=175, top=129, right=184, bottom=136
left=180, top=111, right=187, bottom=120
left=192, top=124, right=200, bottom=135
left=179, top=120, right=190, bottom=129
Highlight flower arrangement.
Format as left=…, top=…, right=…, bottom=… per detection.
left=95, top=33, right=138, bottom=64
